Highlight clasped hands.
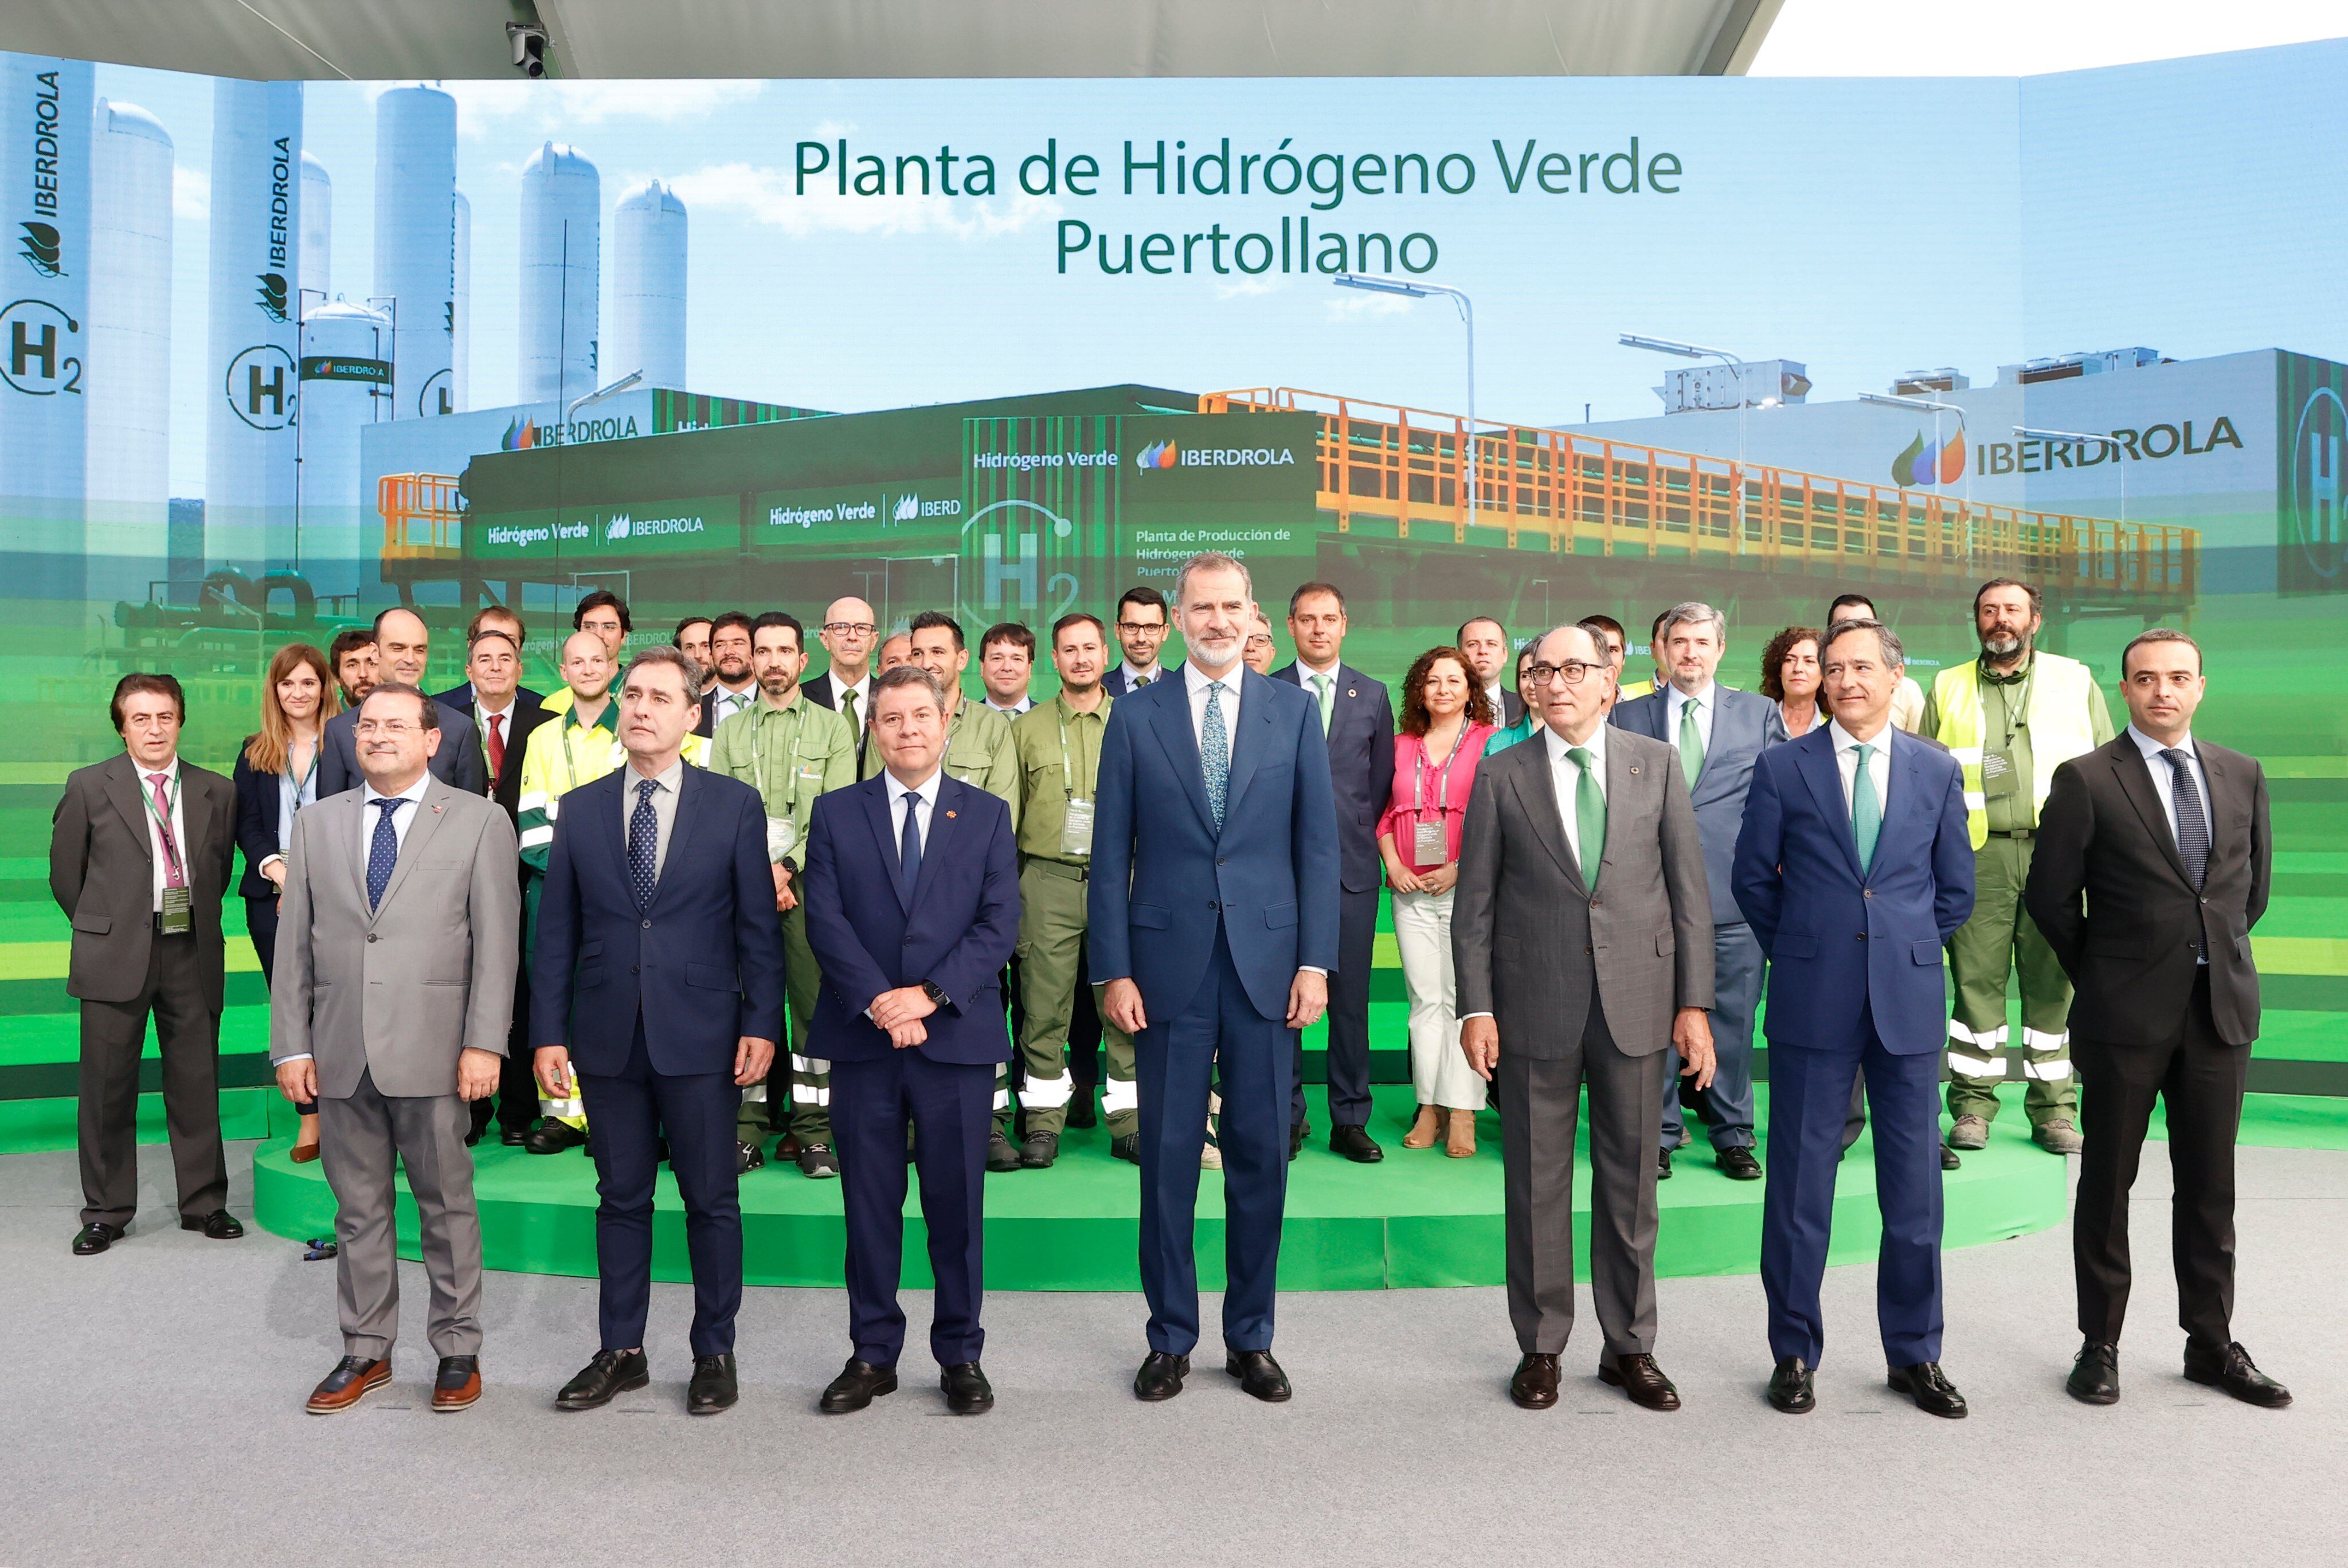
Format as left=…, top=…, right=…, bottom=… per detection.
left=868, top=985, right=937, bottom=1048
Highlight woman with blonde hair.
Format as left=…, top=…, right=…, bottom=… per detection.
left=1378, top=646, right=1498, bottom=1157
left=232, top=642, right=338, bottom=1162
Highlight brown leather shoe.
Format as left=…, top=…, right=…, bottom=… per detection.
left=307, top=1355, right=390, bottom=1414
left=431, top=1355, right=482, bottom=1412
left=1600, top=1353, right=1682, bottom=1411
left=1509, top=1353, right=1560, bottom=1409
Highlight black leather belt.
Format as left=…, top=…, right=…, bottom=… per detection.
left=1986, top=828, right=2034, bottom=840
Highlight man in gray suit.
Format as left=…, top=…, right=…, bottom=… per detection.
left=1611, top=601, right=1787, bottom=1181
left=270, top=683, right=521, bottom=1416
left=1454, top=621, right=1715, bottom=1413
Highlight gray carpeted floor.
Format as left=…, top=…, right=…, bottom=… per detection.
left=3, top=1138, right=2340, bottom=1567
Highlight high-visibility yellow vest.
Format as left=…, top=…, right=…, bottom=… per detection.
left=1930, top=653, right=2100, bottom=850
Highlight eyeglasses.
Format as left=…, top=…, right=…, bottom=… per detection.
left=353, top=719, right=427, bottom=736
left=1116, top=621, right=1169, bottom=636
left=1243, top=634, right=1274, bottom=651
left=822, top=622, right=877, bottom=637
left=1525, top=660, right=1605, bottom=688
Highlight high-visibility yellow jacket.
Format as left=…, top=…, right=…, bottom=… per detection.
left=1928, top=652, right=2103, bottom=850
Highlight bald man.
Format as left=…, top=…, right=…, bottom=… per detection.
left=807, top=597, right=879, bottom=773
left=318, top=607, right=484, bottom=797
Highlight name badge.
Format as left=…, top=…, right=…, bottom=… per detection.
left=765, top=816, right=797, bottom=862
left=1061, top=798, right=1096, bottom=859
left=1413, top=818, right=1450, bottom=866
left=1981, top=747, right=2021, bottom=802
left=159, top=884, right=193, bottom=936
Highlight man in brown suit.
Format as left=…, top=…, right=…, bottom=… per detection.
left=50, top=673, right=240, bottom=1254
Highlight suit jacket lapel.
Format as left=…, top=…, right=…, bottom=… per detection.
left=101, top=755, right=153, bottom=866
left=1512, top=743, right=1586, bottom=891
left=862, top=777, right=914, bottom=914
left=1880, top=732, right=1931, bottom=883
left=1219, top=669, right=1276, bottom=826
left=911, top=777, right=963, bottom=906
left=369, top=777, right=451, bottom=922
left=2111, top=741, right=2196, bottom=890
left=1149, top=684, right=1218, bottom=835
left=648, top=765, right=702, bottom=912
left=1794, top=730, right=1864, bottom=881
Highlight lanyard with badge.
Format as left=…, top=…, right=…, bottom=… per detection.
left=1981, top=661, right=2033, bottom=803
left=750, top=707, right=808, bottom=862
left=280, top=739, right=319, bottom=850
left=1412, top=732, right=1468, bottom=865
left=144, top=771, right=193, bottom=934
left=1059, top=708, right=1095, bottom=858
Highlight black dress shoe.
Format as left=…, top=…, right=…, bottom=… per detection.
left=1020, top=1131, right=1059, bottom=1169
left=1510, top=1353, right=1560, bottom=1410
left=985, top=1126, right=1023, bottom=1173
left=797, top=1142, right=840, bottom=1179
left=523, top=1119, right=586, bottom=1155
left=72, top=1221, right=125, bottom=1255
left=1134, top=1351, right=1190, bottom=1401
left=1887, top=1361, right=1969, bottom=1418
left=181, top=1209, right=244, bottom=1240
left=820, top=1357, right=898, bottom=1413
left=499, top=1126, right=530, bottom=1147
left=687, top=1353, right=738, bottom=1415
left=1066, top=1094, right=1098, bottom=1129
left=463, top=1127, right=483, bottom=1147
left=941, top=1361, right=994, bottom=1414
left=1225, top=1349, right=1292, bottom=1402
left=555, top=1348, right=649, bottom=1411
left=1717, top=1146, right=1763, bottom=1181
left=1657, top=1147, right=1673, bottom=1179
left=2067, top=1340, right=2120, bottom=1405
left=737, top=1139, right=765, bottom=1174
left=1329, top=1124, right=1384, bottom=1163
left=1767, top=1357, right=1815, bottom=1413
left=1110, top=1133, right=1141, bottom=1165
left=1600, top=1353, right=1682, bottom=1411
left=2184, top=1340, right=2291, bottom=1408
left=1940, top=1144, right=1962, bottom=1170
left=1288, top=1118, right=1310, bottom=1162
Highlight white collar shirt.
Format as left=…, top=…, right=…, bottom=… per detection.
left=887, top=766, right=944, bottom=859
left=136, top=755, right=188, bottom=912
left=1827, top=719, right=1894, bottom=818
left=358, top=771, right=431, bottom=858
left=1665, top=679, right=1717, bottom=753
left=1540, top=723, right=1609, bottom=867
left=1183, top=661, right=1243, bottom=752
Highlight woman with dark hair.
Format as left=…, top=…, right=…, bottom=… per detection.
left=1759, top=626, right=1824, bottom=738
left=233, top=642, right=339, bottom=1162
left=1378, top=646, right=1498, bottom=1157
left=1482, top=642, right=1541, bottom=755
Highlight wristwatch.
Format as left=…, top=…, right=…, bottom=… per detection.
left=920, top=980, right=949, bottom=1006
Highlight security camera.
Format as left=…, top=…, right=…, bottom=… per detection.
left=506, top=22, right=547, bottom=77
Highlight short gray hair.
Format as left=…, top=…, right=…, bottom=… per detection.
left=619, top=645, right=705, bottom=704
left=1172, top=551, right=1253, bottom=609
left=1657, top=600, right=1727, bottom=645
left=872, top=663, right=946, bottom=712
left=1822, top=616, right=1905, bottom=669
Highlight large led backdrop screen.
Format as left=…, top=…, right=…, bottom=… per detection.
left=3, top=43, right=2344, bottom=1126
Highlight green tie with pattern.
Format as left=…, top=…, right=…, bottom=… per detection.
left=1852, top=742, right=1881, bottom=873
left=1678, top=693, right=1704, bottom=788
left=1567, top=746, right=1606, bottom=889
left=1311, top=671, right=1333, bottom=734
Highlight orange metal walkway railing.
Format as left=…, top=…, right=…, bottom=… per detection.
left=379, top=472, right=463, bottom=560
left=1200, top=388, right=2197, bottom=605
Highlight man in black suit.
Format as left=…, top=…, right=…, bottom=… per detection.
left=1271, top=581, right=1394, bottom=1162
left=1458, top=616, right=1527, bottom=726
left=322, top=607, right=484, bottom=797
left=1102, top=586, right=1172, bottom=697
left=50, top=674, right=241, bottom=1253
left=805, top=595, right=879, bottom=771
left=431, top=605, right=545, bottom=712
left=446, top=625, right=553, bottom=1144
left=2025, top=628, right=2289, bottom=1409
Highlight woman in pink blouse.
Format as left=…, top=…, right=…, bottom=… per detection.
left=1378, top=646, right=1498, bottom=1157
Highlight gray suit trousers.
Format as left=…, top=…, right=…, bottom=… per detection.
left=1498, top=993, right=1667, bottom=1358
left=318, top=1068, right=484, bottom=1359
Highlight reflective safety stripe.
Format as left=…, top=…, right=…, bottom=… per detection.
left=1946, top=745, right=1985, bottom=766
left=1946, top=1050, right=2008, bottom=1078
left=1947, top=1019, right=2010, bottom=1046
left=990, top=1086, right=1011, bottom=1111
left=789, top=1054, right=830, bottom=1075
left=1101, top=1077, right=1140, bottom=1115
left=739, top=1083, right=767, bottom=1103
left=517, top=790, right=549, bottom=814
left=1021, top=1071, right=1073, bottom=1109
left=2021, top=1028, right=2071, bottom=1052
left=1962, top=791, right=1988, bottom=811
left=542, top=796, right=563, bottom=820
left=2022, top=1057, right=2074, bottom=1080
left=518, top=825, right=554, bottom=850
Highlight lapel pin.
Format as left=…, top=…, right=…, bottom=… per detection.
left=945, top=809, right=957, bottom=818
left=1629, top=765, right=1641, bottom=776
left=1347, top=688, right=1357, bottom=698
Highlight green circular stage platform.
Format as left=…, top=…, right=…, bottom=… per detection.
left=253, top=1086, right=2067, bottom=1291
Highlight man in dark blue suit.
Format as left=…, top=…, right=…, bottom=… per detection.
left=1270, top=581, right=1395, bottom=1162
left=1613, top=601, right=1786, bottom=1181
left=1733, top=617, right=1975, bottom=1419
left=800, top=665, right=1020, bottom=1417
left=530, top=647, right=782, bottom=1418
left=1093, top=552, right=1341, bottom=1404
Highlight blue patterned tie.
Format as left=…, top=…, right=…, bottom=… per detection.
left=897, top=787, right=923, bottom=904
left=628, top=778, right=660, bottom=908
left=1200, top=680, right=1230, bottom=829
left=2162, top=749, right=2209, bottom=889
left=366, top=796, right=406, bottom=911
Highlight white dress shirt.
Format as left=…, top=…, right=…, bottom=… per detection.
left=827, top=671, right=873, bottom=737
left=359, top=771, right=431, bottom=857
left=1541, top=723, right=1609, bottom=868
left=1484, top=680, right=1508, bottom=718
left=1117, top=661, right=1161, bottom=689
left=709, top=681, right=758, bottom=728
left=138, top=756, right=188, bottom=912
left=985, top=695, right=1034, bottom=716
left=1183, top=660, right=1243, bottom=750
left=619, top=758, right=686, bottom=878
left=1664, top=679, right=1716, bottom=754
left=2127, top=724, right=2211, bottom=851
left=1827, top=719, right=1894, bottom=817
left=887, top=766, right=944, bottom=859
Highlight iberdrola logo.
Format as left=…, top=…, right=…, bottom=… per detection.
left=501, top=416, right=541, bottom=450
left=1134, top=440, right=1178, bottom=471
left=604, top=513, right=632, bottom=541
left=1891, top=428, right=1965, bottom=487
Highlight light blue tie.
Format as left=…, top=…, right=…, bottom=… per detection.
left=1201, top=680, right=1230, bottom=829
